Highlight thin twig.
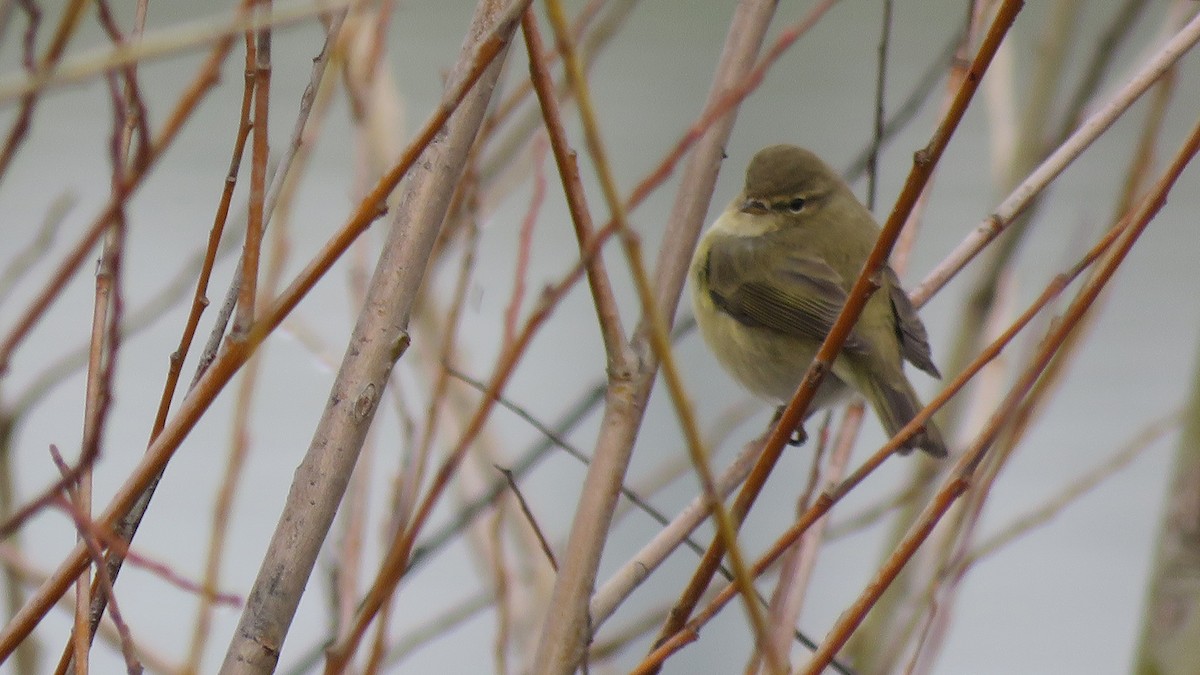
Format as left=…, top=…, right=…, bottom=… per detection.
left=865, top=0, right=892, bottom=211
left=0, top=0, right=357, bottom=104
left=521, top=9, right=628, bottom=359
left=843, top=29, right=962, bottom=181
left=496, top=466, right=558, bottom=571
left=502, top=135, right=547, bottom=347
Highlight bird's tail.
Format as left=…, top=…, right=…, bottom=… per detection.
left=860, top=373, right=947, bottom=458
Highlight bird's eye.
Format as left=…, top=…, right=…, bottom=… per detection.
left=785, top=197, right=806, bottom=213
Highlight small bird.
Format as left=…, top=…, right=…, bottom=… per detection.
left=690, top=144, right=947, bottom=457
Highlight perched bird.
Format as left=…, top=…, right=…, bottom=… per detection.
left=689, top=144, right=947, bottom=457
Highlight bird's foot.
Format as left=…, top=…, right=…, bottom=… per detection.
left=788, top=425, right=808, bottom=446
left=771, top=406, right=808, bottom=446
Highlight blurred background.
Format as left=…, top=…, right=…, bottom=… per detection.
left=2, top=1, right=1199, bottom=673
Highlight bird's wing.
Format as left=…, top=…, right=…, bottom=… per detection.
left=885, top=267, right=941, bottom=378
left=703, top=234, right=870, bottom=354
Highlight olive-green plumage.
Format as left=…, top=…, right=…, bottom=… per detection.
left=690, top=145, right=947, bottom=457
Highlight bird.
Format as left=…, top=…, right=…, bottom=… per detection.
left=689, top=144, right=947, bottom=457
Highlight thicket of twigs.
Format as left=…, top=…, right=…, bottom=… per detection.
left=2, top=0, right=1200, bottom=673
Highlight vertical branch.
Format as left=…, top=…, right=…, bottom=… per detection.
left=1124, top=359, right=1200, bottom=672
left=76, top=24, right=257, bottom=675
left=520, top=10, right=628, bottom=359
left=235, top=2, right=272, bottom=337
left=502, top=135, right=547, bottom=348
left=866, top=0, right=892, bottom=211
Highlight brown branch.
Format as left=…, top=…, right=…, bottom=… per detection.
left=521, top=8, right=628, bottom=359
left=502, top=135, right=547, bottom=348
left=234, top=5, right=272, bottom=338
left=150, top=39, right=255, bottom=442
left=59, top=4, right=144, bottom=669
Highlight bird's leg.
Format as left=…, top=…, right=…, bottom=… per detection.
left=771, top=406, right=808, bottom=446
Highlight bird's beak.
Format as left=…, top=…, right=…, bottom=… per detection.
left=739, top=199, right=768, bottom=215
